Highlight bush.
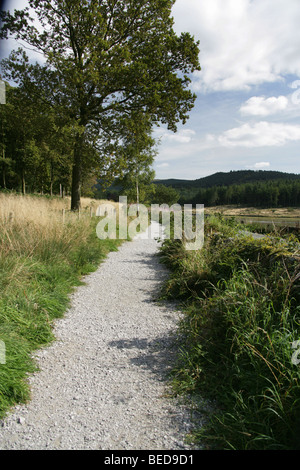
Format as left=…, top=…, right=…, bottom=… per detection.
left=159, top=214, right=300, bottom=449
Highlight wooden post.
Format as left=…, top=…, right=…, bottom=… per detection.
left=62, top=209, right=65, bottom=224
left=8, top=212, right=14, bottom=223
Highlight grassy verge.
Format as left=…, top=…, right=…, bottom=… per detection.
left=158, top=214, right=300, bottom=449
left=0, top=193, right=123, bottom=419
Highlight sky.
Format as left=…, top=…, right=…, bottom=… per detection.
left=1, top=0, right=300, bottom=180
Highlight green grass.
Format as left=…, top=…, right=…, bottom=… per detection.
left=158, top=214, right=300, bottom=449
left=0, top=209, right=123, bottom=419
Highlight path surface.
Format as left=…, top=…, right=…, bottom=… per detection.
left=0, top=222, right=202, bottom=450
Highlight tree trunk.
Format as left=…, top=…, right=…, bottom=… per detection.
left=2, top=147, right=6, bottom=188
left=71, top=133, right=83, bottom=211
left=22, top=169, right=26, bottom=195
left=2, top=167, right=6, bottom=189
left=50, top=160, right=53, bottom=196
left=136, top=177, right=139, bottom=216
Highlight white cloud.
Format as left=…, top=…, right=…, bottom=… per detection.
left=172, top=0, right=300, bottom=92
left=161, top=129, right=196, bottom=144
left=240, top=96, right=289, bottom=116
left=156, top=163, right=169, bottom=168
left=245, top=161, right=271, bottom=170
left=253, top=162, right=271, bottom=169
left=218, top=121, right=300, bottom=148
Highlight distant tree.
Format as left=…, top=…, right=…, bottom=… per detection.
left=206, top=187, right=218, bottom=206
left=152, top=184, right=180, bottom=206
left=113, top=111, right=157, bottom=205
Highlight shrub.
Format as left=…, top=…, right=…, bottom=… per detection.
left=159, top=214, right=300, bottom=449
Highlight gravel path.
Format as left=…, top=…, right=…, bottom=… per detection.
left=0, top=222, right=203, bottom=450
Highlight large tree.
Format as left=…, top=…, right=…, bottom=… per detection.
left=0, top=0, right=200, bottom=210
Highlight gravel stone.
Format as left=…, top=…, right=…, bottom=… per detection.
left=0, top=222, right=206, bottom=450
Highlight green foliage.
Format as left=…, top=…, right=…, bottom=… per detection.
left=151, top=184, right=180, bottom=206
left=115, top=112, right=157, bottom=204
left=155, top=170, right=300, bottom=207
left=190, top=180, right=300, bottom=207
left=0, top=214, right=122, bottom=419
left=0, top=82, right=73, bottom=194
left=157, top=169, right=300, bottom=190
left=0, top=0, right=200, bottom=209
left=159, top=215, right=300, bottom=449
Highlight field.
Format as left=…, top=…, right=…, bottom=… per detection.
left=205, top=205, right=300, bottom=227
left=205, top=205, right=300, bottom=218
left=0, top=193, right=122, bottom=418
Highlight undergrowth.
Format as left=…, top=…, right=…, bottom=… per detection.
left=159, top=213, right=300, bottom=450
left=0, top=193, right=123, bottom=418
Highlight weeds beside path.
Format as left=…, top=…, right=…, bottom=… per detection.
left=0, top=193, right=122, bottom=419
left=158, top=214, right=300, bottom=450
left=0, top=219, right=200, bottom=450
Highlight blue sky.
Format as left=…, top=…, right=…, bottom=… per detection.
left=2, top=0, right=300, bottom=180
left=154, top=0, right=300, bottom=179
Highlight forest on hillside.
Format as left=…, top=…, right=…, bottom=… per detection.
left=154, top=171, right=300, bottom=207
left=157, top=169, right=300, bottom=189
left=180, top=179, right=300, bottom=207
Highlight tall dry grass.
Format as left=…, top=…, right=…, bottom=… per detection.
left=0, top=192, right=122, bottom=418
left=0, top=193, right=120, bottom=224
left=0, top=193, right=121, bottom=256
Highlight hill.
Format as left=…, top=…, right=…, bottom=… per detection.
left=155, top=170, right=300, bottom=207
left=95, top=170, right=300, bottom=207
left=154, top=170, right=300, bottom=189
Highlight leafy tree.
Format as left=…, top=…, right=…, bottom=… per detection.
left=114, top=111, right=157, bottom=205
left=0, top=81, right=73, bottom=193
left=0, top=0, right=200, bottom=209
left=0, top=84, right=41, bottom=193
left=152, top=183, right=180, bottom=205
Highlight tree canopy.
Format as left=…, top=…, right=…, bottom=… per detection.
left=0, top=0, right=200, bottom=209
